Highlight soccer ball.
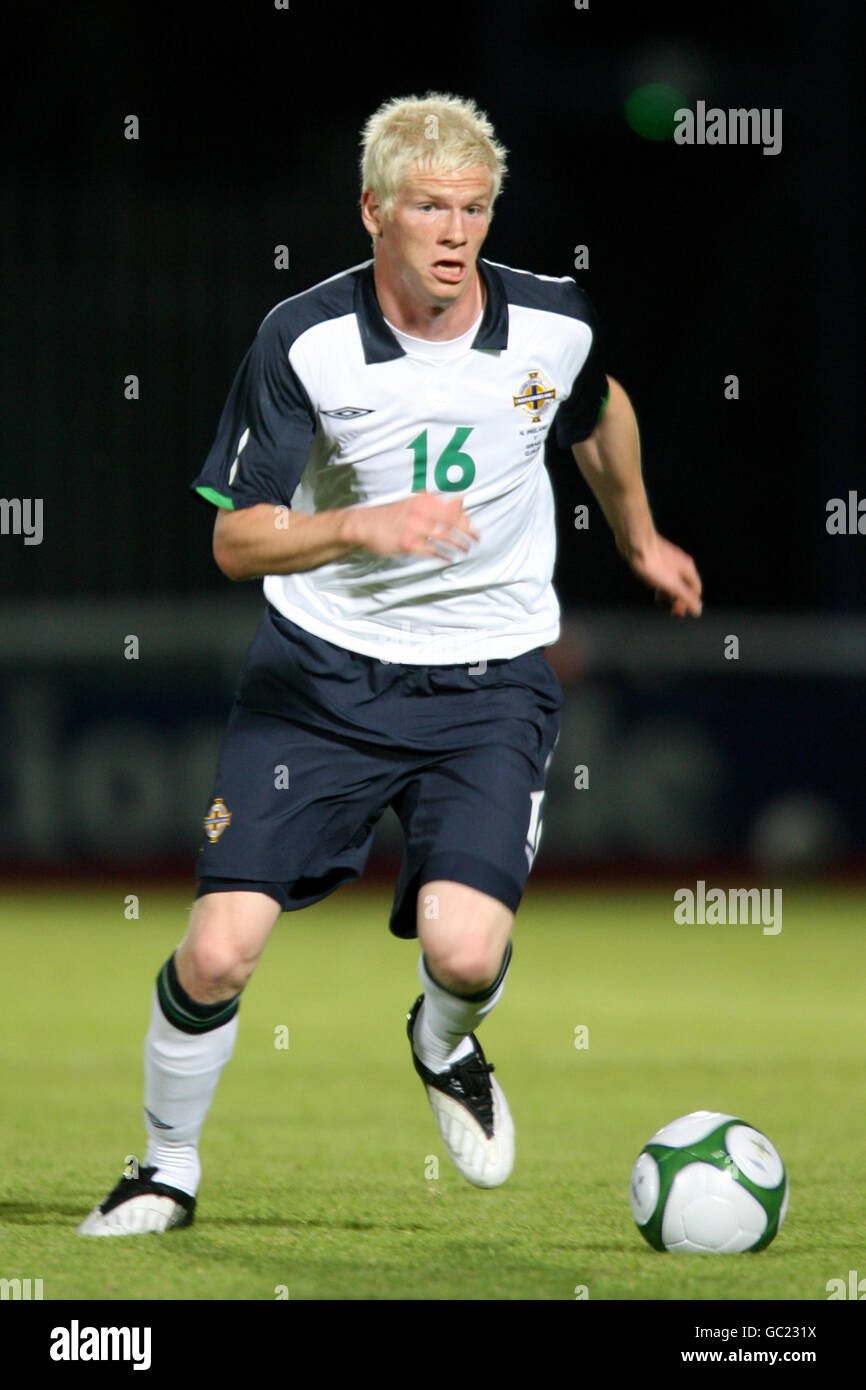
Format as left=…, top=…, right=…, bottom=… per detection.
left=629, top=1110, right=788, bottom=1252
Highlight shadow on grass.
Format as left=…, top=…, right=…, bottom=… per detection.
left=0, top=1201, right=87, bottom=1224
left=0, top=1201, right=432, bottom=1236
left=218, top=1214, right=431, bottom=1233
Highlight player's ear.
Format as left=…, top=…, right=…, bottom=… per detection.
left=360, top=189, right=384, bottom=239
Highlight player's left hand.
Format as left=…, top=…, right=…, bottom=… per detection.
left=625, top=532, right=703, bottom=617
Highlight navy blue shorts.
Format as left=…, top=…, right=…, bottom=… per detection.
left=195, top=605, right=563, bottom=938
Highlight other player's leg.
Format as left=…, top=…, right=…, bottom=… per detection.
left=407, top=879, right=515, bottom=1188
left=78, top=889, right=281, bottom=1235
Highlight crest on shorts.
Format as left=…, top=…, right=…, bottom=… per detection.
left=513, top=370, right=556, bottom=422
left=204, top=798, right=232, bottom=842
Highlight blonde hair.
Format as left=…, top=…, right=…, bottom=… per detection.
left=360, top=92, right=508, bottom=220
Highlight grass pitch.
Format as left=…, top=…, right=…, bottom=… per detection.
left=0, top=881, right=863, bottom=1301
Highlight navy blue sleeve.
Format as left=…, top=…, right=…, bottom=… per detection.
left=554, top=288, right=610, bottom=447
left=190, top=311, right=316, bottom=510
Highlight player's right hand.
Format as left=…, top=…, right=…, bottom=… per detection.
left=350, top=491, right=480, bottom=561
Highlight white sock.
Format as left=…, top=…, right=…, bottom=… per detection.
left=143, top=988, right=238, bottom=1196
left=413, top=944, right=512, bottom=1073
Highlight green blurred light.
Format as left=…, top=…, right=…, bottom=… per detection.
left=624, top=83, right=686, bottom=142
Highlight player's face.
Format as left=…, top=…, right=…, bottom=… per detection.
left=368, top=166, right=493, bottom=308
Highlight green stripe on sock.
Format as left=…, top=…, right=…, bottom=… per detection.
left=156, top=959, right=240, bottom=1033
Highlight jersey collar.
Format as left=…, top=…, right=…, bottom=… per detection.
left=354, top=259, right=508, bottom=363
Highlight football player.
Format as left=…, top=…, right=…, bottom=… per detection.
left=80, top=92, right=700, bottom=1235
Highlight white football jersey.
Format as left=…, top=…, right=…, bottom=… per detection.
left=192, top=258, right=608, bottom=663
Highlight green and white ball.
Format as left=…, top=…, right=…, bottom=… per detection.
left=629, top=1111, right=788, bottom=1252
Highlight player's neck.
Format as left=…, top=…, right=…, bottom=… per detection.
left=373, top=264, right=485, bottom=342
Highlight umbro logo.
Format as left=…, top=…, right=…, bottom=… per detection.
left=145, top=1108, right=174, bottom=1131
left=321, top=406, right=375, bottom=419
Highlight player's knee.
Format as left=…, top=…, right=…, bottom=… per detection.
left=427, top=942, right=501, bottom=997
left=177, top=930, right=259, bottom=1000
left=194, top=941, right=255, bottom=997
left=177, top=891, right=277, bottom=1000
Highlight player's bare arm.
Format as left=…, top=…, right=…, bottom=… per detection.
left=212, top=491, right=480, bottom=581
left=572, top=376, right=703, bottom=618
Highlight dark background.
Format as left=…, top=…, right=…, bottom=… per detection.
left=2, top=0, right=861, bottom=611
left=1, top=2, right=862, bottom=877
